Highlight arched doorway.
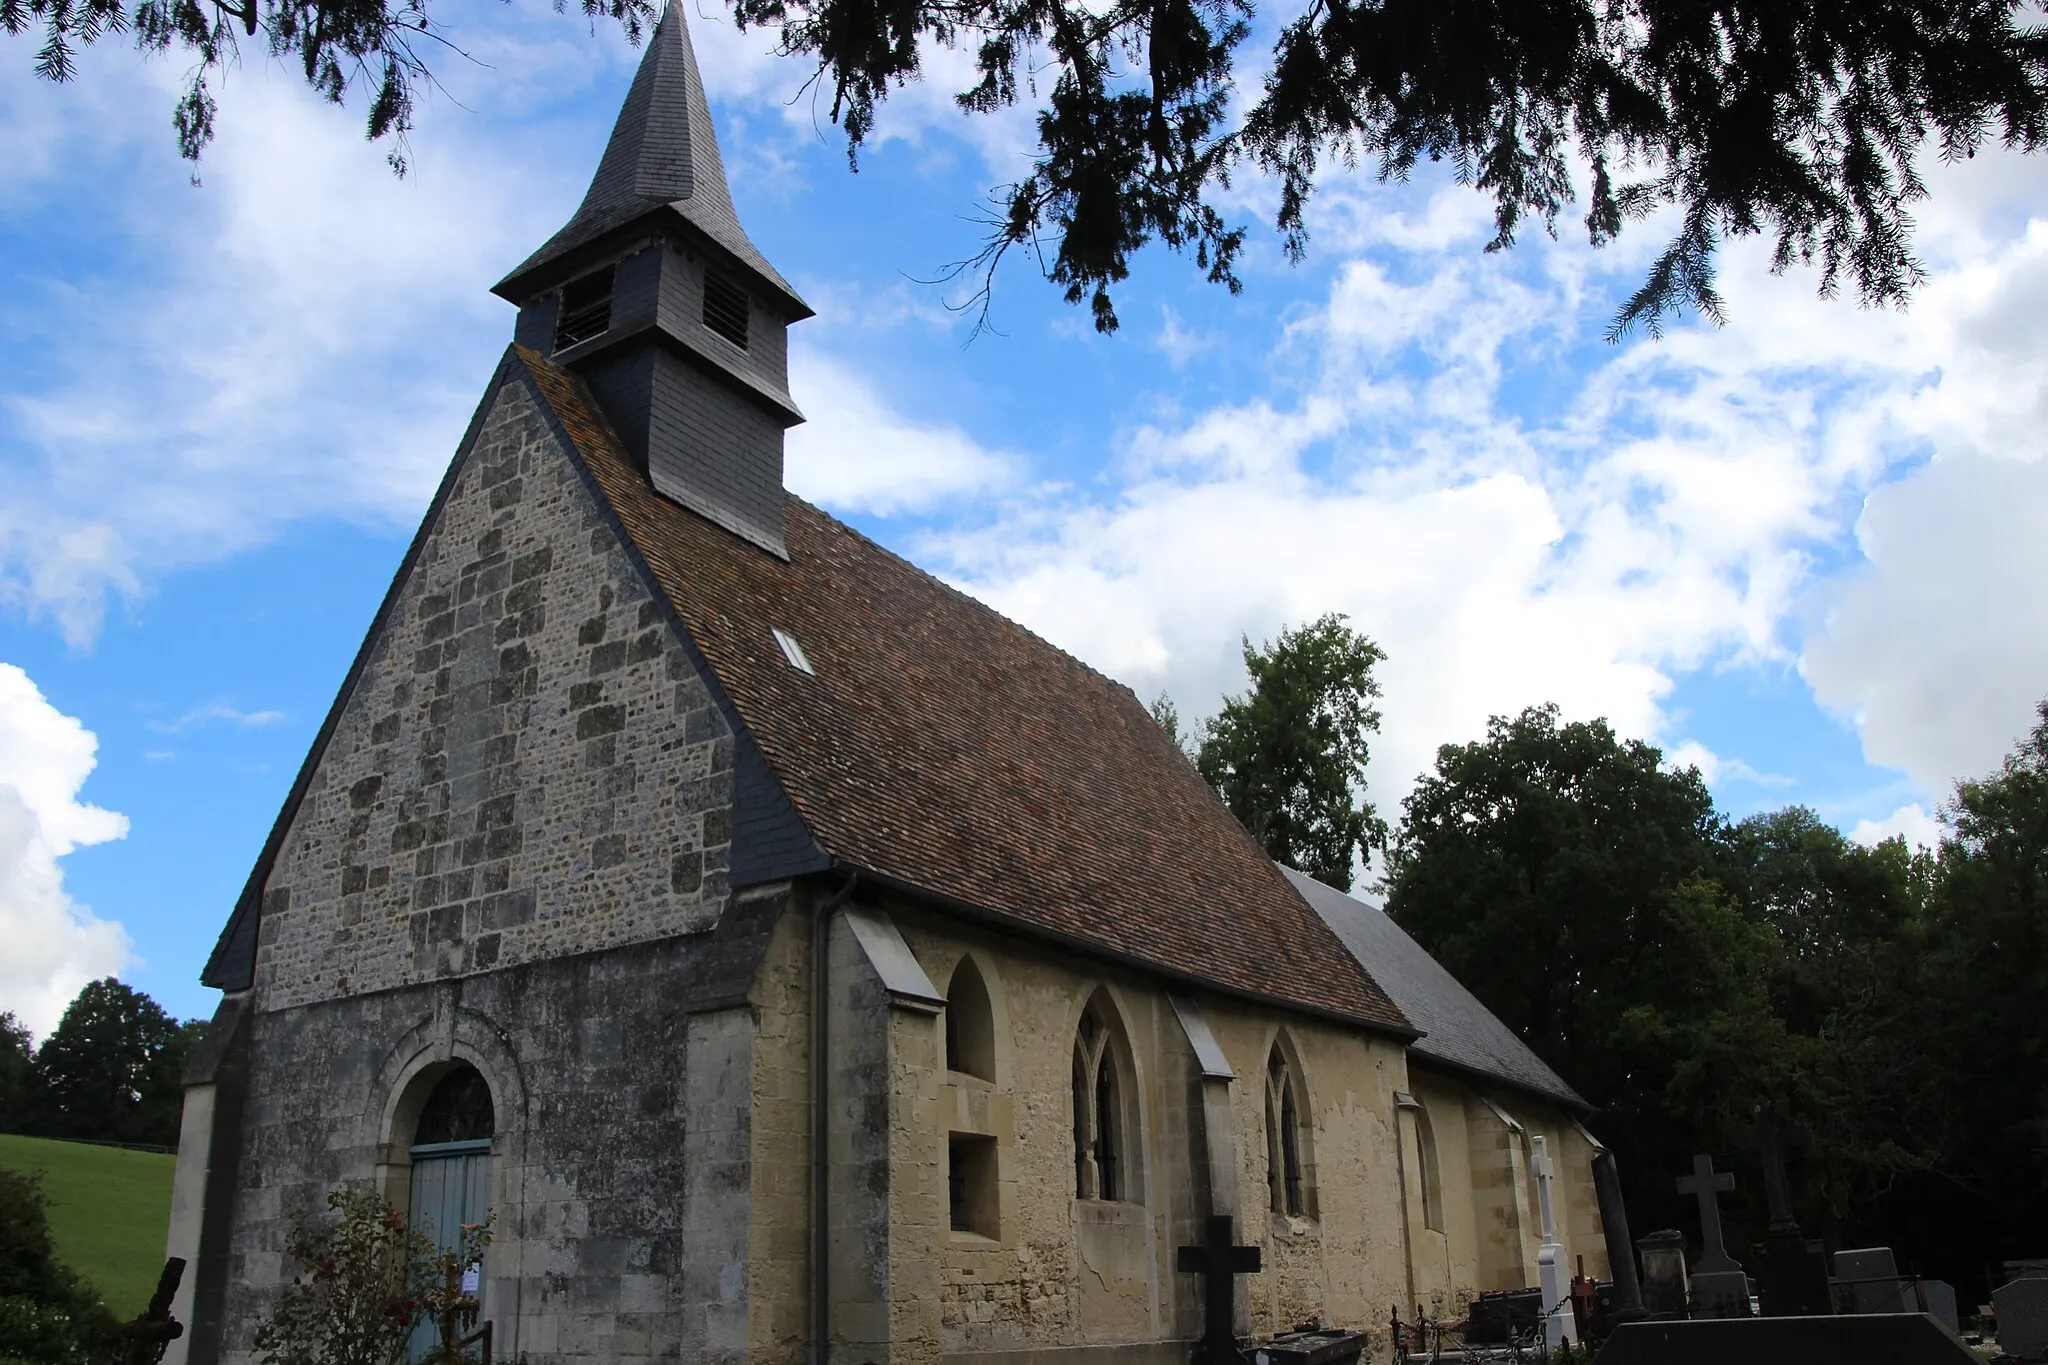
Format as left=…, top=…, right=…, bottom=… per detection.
left=406, top=1064, right=494, bottom=1360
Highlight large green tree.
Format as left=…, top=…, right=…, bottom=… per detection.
left=1194, top=612, right=1386, bottom=890
left=1896, top=699, right=2048, bottom=1271
left=0, top=1013, right=38, bottom=1137
left=31, top=980, right=197, bottom=1148
left=1384, top=704, right=1790, bottom=1229
left=10, top=0, right=2048, bottom=335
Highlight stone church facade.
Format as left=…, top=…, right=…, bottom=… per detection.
left=162, top=8, right=1617, bottom=1362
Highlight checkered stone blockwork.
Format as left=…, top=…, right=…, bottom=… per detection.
left=252, top=377, right=737, bottom=1011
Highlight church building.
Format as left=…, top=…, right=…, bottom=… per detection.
left=161, top=7, right=1616, bottom=1361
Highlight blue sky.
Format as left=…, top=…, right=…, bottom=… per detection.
left=4, top=2, right=2047, bottom=1034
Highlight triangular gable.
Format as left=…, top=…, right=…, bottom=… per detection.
left=202, top=347, right=824, bottom=990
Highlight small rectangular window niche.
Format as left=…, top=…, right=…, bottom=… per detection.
left=554, top=267, right=616, bottom=351
left=702, top=270, right=750, bottom=349
left=948, top=1133, right=1000, bottom=1238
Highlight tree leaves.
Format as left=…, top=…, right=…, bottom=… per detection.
left=13, top=0, right=2046, bottom=333
left=1193, top=612, right=1386, bottom=890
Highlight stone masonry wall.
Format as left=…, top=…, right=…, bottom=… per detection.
left=252, top=376, right=734, bottom=1011
left=213, top=370, right=778, bottom=1365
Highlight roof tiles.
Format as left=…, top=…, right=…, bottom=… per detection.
left=520, top=349, right=1412, bottom=1034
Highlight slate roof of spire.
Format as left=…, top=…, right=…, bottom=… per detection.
left=494, top=0, right=808, bottom=315
left=517, top=348, right=1414, bottom=1035
left=1282, top=866, right=1588, bottom=1109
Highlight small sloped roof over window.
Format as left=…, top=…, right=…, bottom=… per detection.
left=524, top=350, right=1412, bottom=1035
left=1281, top=866, right=1588, bottom=1110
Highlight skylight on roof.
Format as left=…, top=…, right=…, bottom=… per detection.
left=772, top=627, right=815, bottom=675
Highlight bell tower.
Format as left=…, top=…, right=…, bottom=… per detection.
left=492, top=0, right=810, bottom=558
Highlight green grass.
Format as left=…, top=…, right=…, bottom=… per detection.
left=0, top=1134, right=177, bottom=1319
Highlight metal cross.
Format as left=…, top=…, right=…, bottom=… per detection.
left=1675, top=1153, right=1740, bottom=1273
left=1177, top=1214, right=1261, bottom=1365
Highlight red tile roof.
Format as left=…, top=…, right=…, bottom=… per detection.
left=520, top=348, right=1412, bottom=1034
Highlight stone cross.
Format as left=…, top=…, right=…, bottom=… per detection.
left=1530, top=1135, right=1559, bottom=1243
left=1675, top=1154, right=1740, bottom=1273
left=1177, top=1214, right=1261, bottom=1365
left=1733, top=1110, right=1808, bottom=1237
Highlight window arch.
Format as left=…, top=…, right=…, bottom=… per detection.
left=1413, top=1101, right=1445, bottom=1233
left=944, top=956, right=996, bottom=1082
left=1265, top=1046, right=1307, bottom=1216
left=1071, top=998, right=1136, bottom=1202
left=397, top=1063, right=494, bottom=1361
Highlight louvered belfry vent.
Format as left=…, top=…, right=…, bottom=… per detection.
left=554, top=267, right=616, bottom=351
left=702, top=271, right=749, bottom=349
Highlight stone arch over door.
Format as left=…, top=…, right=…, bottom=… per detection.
left=364, top=997, right=530, bottom=1349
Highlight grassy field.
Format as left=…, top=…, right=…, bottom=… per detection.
left=0, top=1133, right=176, bottom=1319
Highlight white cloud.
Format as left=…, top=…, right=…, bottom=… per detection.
left=1665, top=741, right=1793, bottom=789
left=1849, top=803, right=1944, bottom=852
left=147, top=703, right=287, bottom=735
left=0, top=664, right=131, bottom=1038
left=786, top=349, right=1019, bottom=514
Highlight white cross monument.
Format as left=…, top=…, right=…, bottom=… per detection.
left=1531, top=1135, right=1570, bottom=1349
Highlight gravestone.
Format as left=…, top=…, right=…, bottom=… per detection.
left=1916, top=1280, right=1959, bottom=1336
left=1638, top=1230, right=1689, bottom=1316
left=1734, top=1112, right=1830, bottom=1317
left=1836, top=1247, right=1913, bottom=1315
left=1531, top=1136, right=1570, bottom=1349
left=1675, top=1155, right=1751, bottom=1318
left=1594, top=1313, right=1983, bottom=1365
left=1994, top=1274, right=2048, bottom=1360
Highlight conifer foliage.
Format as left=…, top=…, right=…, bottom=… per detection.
left=7, top=0, right=2046, bottom=332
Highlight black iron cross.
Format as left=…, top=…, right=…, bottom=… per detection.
left=1177, top=1214, right=1261, bottom=1365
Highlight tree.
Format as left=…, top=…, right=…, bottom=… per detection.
left=1897, top=698, right=2048, bottom=1276
left=1194, top=612, right=1385, bottom=889
left=31, top=980, right=196, bottom=1148
left=10, top=0, right=2047, bottom=335
left=0, top=1013, right=39, bottom=1137
left=1383, top=704, right=1784, bottom=1228
left=0, top=1168, right=120, bottom=1365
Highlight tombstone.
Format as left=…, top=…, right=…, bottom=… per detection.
left=1177, top=1215, right=1261, bottom=1365
left=1993, top=1273, right=2048, bottom=1360
left=1531, top=1136, right=1570, bottom=1349
left=1836, top=1247, right=1913, bottom=1316
left=1675, top=1154, right=1751, bottom=1318
left=1733, top=1114, right=1831, bottom=1318
left=1915, top=1280, right=1959, bottom=1337
left=1595, top=1312, right=1984, bottom=1364
left=1637, top=1230, right=1690, bottom=1316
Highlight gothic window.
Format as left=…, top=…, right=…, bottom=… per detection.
left=944, top=957, right=996, bottom=1081
left=553, top=266, right=615, bottom=351
left=1265, top=1047, right=1307, bottom=1216
left=1414, top=1102, right=1444, bottom=1233
left=1072, top=1001, right=1133, bottom=1202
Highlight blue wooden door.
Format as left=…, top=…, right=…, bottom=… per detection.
left=408, top=1138, right=491, bottom=1361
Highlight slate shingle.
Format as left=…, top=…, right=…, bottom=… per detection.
left=519, top=348, right=1413, bottom=1035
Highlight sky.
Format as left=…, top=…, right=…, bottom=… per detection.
left=3, top=3, right=2046, bottom=1036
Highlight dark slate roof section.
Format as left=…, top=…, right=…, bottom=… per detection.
left=494, top=0, right=809, bottom=316
left=201, top=349, right=533, bottom=991
left=1281, top=867, right=1589, bottom=1110
left=518, top=347, right=1414, bottom=1035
